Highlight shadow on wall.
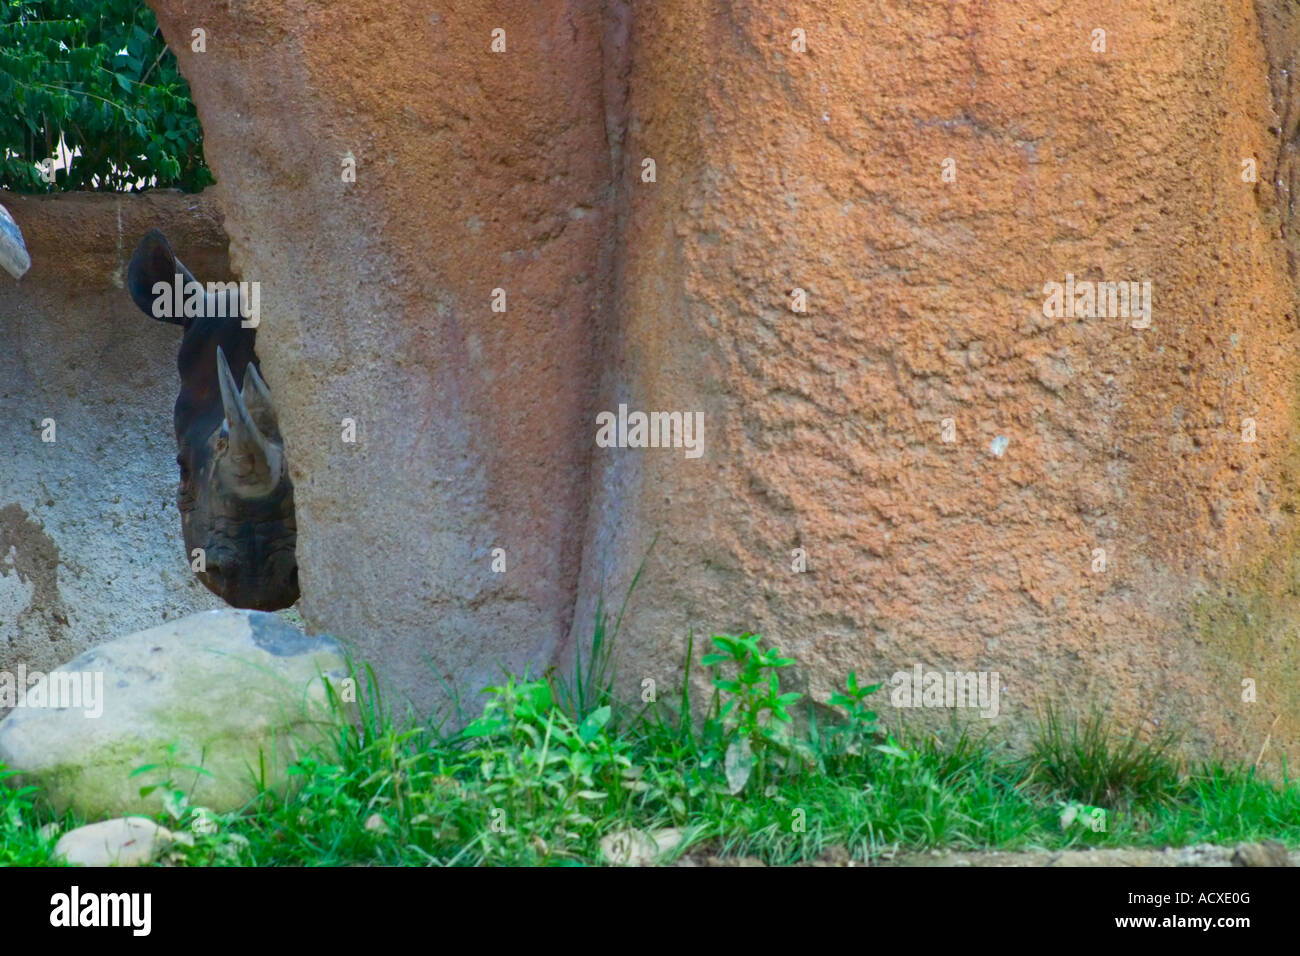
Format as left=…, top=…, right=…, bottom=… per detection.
left=0, top=190, right=231, bottom=690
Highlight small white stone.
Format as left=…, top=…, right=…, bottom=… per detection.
left=53, top=818, right=174, bottom=867
left=600, top=827, right=683, bottom=866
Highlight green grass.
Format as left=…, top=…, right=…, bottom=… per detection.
left=2, top=625, right=1298, bottom=866
left=1023, top=700, right=1186, bottom=811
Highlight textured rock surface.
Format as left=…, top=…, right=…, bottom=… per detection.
left=147, top=0, right=609, bottom=716
left=0, top=608, right=347, bottom=816
left=571, top=0, right=1300, bottom=766
left=0, top=192, right=227, bottom=703
left=143, top=0, right=1300, bottom=766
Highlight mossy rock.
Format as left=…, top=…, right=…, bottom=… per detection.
left=0, top=609, right=349, bottom=817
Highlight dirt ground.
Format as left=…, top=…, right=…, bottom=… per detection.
left=674, top=843, right=1295, bottom=867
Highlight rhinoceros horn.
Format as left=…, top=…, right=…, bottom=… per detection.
left=239, top=359, right=280, bottom=438
left=216, top=346, right=283, bottom=495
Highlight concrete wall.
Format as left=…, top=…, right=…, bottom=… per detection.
left=0, top=191, right=227, bottom=689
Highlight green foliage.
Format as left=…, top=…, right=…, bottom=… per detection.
left=460, top=675, right=633, bottom=862
left=0, top=0, right=213, bottom=191
left=823, top=670, right=884, bottom=758
left=124, top=742, right=251, bottom=863
left=0, top=763, right=37, bottom=833
left=0, top=763, right=56, bottom=865
left=129, top=740, right=214, bottom=805
left=3, top=628, right=1298, bottom=866
left=701, top=632, right=803, bottom=793
left=549, top=591, right=617, bottom=723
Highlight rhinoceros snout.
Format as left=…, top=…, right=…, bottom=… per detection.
left=203, top=554, right=298, bottom=612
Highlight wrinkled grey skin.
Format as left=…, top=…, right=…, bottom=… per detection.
left=127, top=229, right=298, bottom=610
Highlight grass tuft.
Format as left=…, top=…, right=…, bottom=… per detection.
left=1023, top=700, right=1186, bottom=810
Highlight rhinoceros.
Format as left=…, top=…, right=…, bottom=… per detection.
left=126, top=229, right=299, bottom=610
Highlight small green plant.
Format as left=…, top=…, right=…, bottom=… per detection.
left=460, top=674, right=633, bottom=862
left=702, top=632, right=802, bottom=793
left=1058, top=800, right=1110, bottom=834
left=549, top=589, right=619, bottom=723
left=127, top=742, right=251, bottom=861
left=824, top=670, right=883, bottom=757
left=130, top=741, right=215, bottom=816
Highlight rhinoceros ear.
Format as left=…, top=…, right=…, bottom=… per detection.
left=127, top=228, right=199, bottom=327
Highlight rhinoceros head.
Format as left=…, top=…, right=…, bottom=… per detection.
left=126, top=229, right=298, bottom=611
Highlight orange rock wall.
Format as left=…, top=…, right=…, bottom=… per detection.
left=571, top=0, right=1300, bottom=764
left=149, top=0, right=1300, bottom=764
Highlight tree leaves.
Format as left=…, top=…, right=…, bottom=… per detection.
left=0, top=0, right=213, bottom=192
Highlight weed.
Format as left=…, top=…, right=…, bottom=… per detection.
left=700, top=632, right=803, bottom=793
